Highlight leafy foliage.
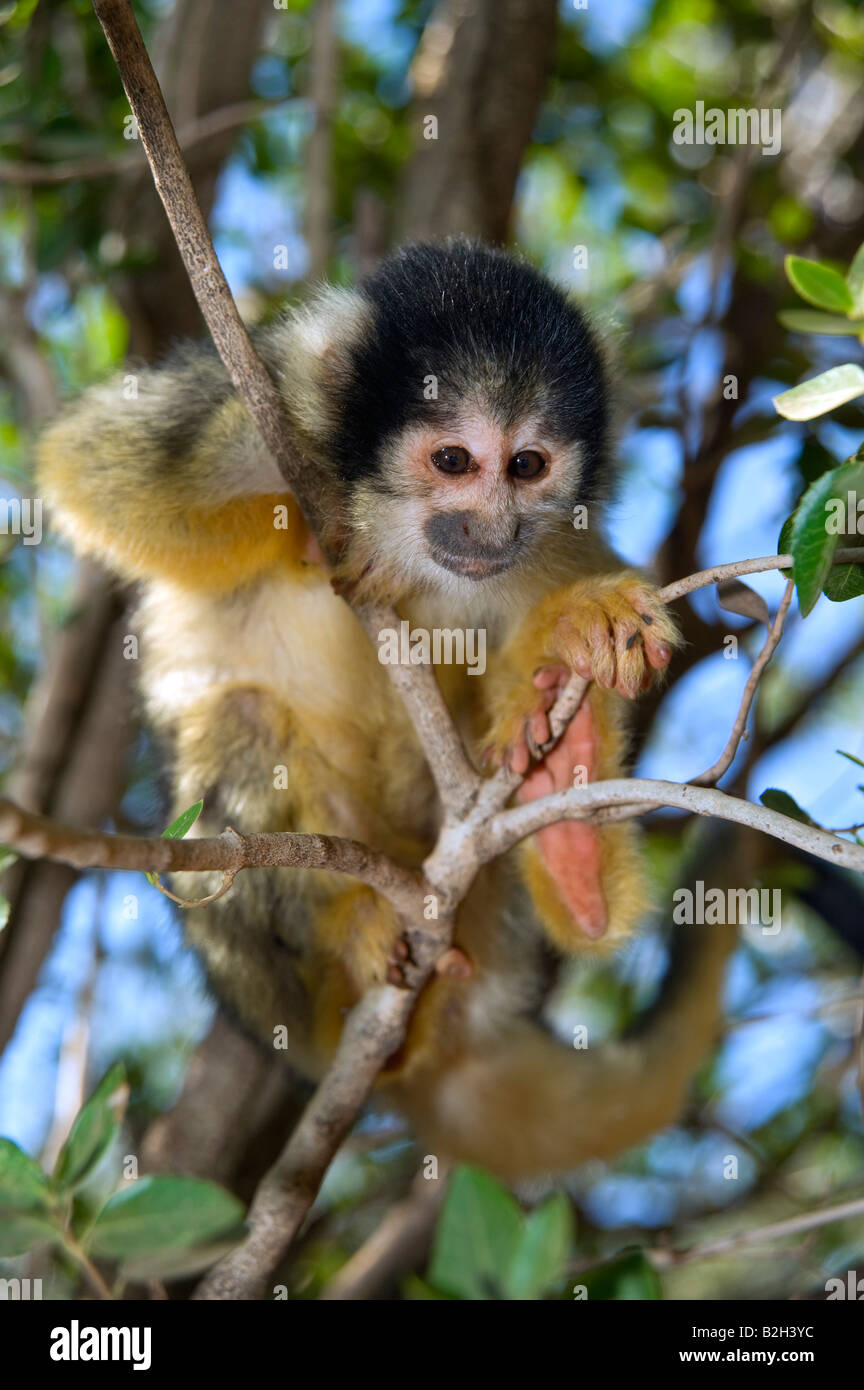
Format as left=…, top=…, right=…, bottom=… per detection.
left=426, top=1166, right=573, bottom=1301
left=0, top=1066, right=245, bottom=1287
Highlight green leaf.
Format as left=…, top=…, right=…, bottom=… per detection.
left=824, top=557, right=864, bottom=602
left=0, top=1137, right=53, bottom=1210
left=785, top=255, right=855, bottom=314
left=790, top=468, right=840, bottom=614
left=838, top=750, right=864, bottom=770
left=118, top=1232, right=246, bottom=1283
left=760, top=788, right=814, bottom=825
left=88, top=1176, right=245, bottom=1258
left=788, top=464, right=855, bottom=611
left=162, top=800, right=204, bottom=839
left=0, top=1213, right=61, bottom=1256
left=505, top=1193, right=573, bottom=1300
left=846, top=241, right=864, bottom=316
left=773, top=364, right=864, bottom=421
left=788, top=463, right=864, bottom=615
left=53, top=1063, right=128, bottom=1192
left=429, top=1166, right=524, bottom=1300
left=579, top=1251, right=663, bottom=1301
left=779, top=309, right=864, bottom=336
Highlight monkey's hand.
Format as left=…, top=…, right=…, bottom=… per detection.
left=551, top=574, right=677, bottom=700
left=485, top=575, right=678, bottom=774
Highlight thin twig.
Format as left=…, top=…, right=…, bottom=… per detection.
left=0, top=99, right=292, bottom=185
left=356, top=604, right=482, bottom=820
left=690, top=579, right=795, bottom=786
left=649, top=1194, right=864, bottom=1269
left=659, top=550, right=864, bottom=603
left=148, top=869, right=238, bottom=908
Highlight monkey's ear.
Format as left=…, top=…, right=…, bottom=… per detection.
left=264, top=286, right=370, bottom=446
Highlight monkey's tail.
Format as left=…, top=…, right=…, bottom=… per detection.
left=400, top=913, right=737, bottom=1181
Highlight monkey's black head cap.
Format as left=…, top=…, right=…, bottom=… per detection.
left=330, top=240, right=609, bottom=496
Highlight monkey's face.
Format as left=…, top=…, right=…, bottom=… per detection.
left=347, top=409, right=586, bottom=601
left=318, top=244, right=611, bottom=602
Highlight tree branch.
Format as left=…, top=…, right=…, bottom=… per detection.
left=0, top=798, right=422, bottom=917
left=480, top=778, right=864, bottom=874
left=91, top=0, right=324, bottom=534
left=192, top=984, right=420, bottom=1300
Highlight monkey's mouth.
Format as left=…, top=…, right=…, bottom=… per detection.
left=430, top=550, right=514, bottom=580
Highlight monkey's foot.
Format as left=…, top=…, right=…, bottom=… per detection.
left=555, top=577, right=677, bottom=700
left=516, top=697, right=608, bottom=940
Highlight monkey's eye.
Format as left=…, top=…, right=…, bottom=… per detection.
left=431, top=445, right=472, bottom=475
left=508, top=450, right=546, bottom=481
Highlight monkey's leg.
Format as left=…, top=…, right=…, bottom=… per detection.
left=512, top=687, right=647, bottom=950
left=518, top=696, right=606, bottom=937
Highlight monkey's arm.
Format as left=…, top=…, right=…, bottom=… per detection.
left=37, top=348, right=308, bottom=590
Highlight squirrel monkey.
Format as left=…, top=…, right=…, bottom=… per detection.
left=38, top=241, right=731, bottom=1179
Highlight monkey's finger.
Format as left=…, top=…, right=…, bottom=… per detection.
left=561, top=602, right=615, bottom=688
left=645, top=639, right=673, bottom=672
left=532, top=664, right=570, bottom=691
left=510, top=740, right=532, bottom=776
left=529, top=710, right=551, bottom=749
left=582, top=592, right=645, bottom=697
